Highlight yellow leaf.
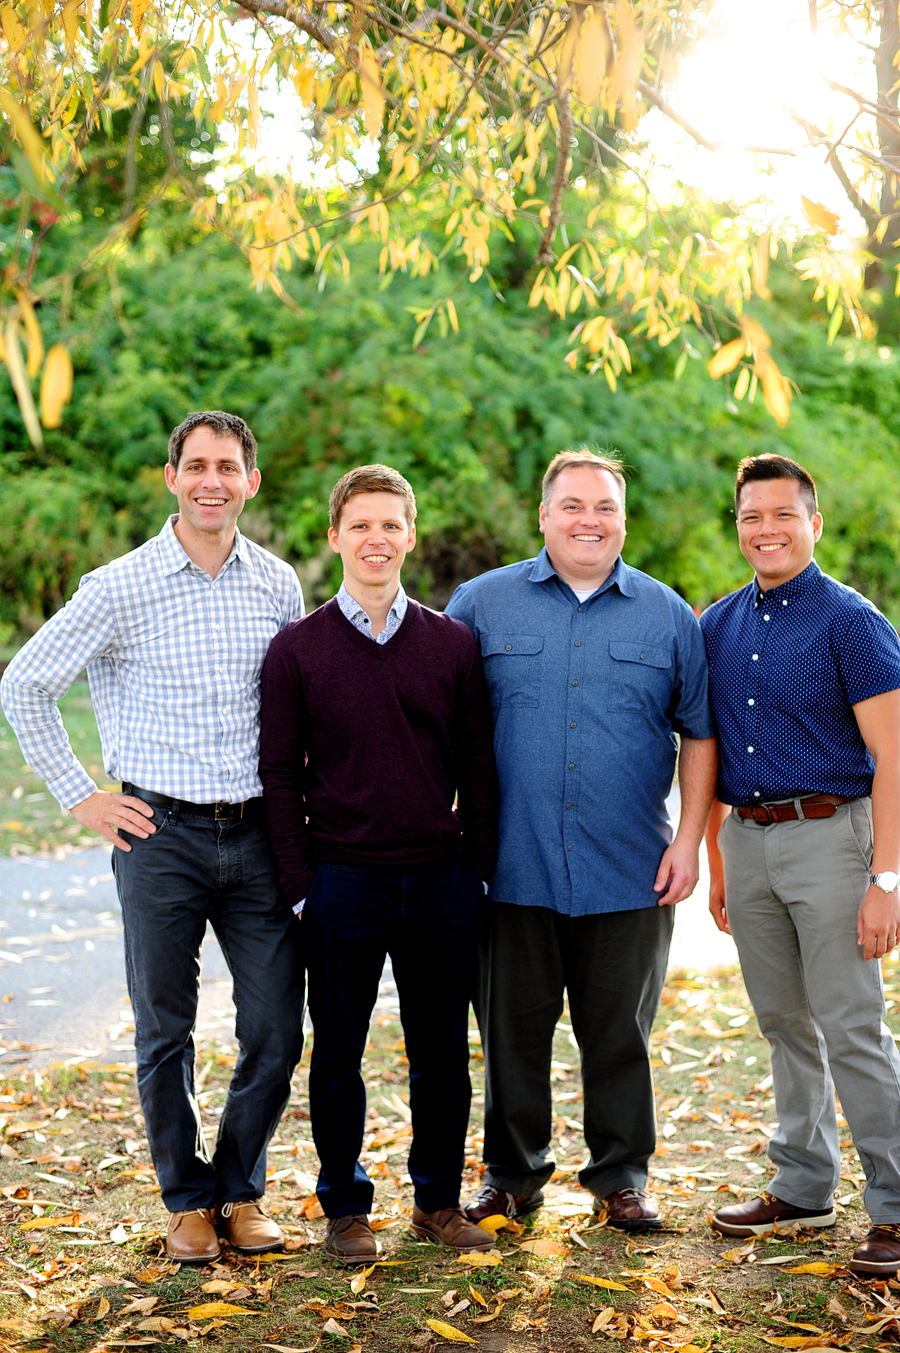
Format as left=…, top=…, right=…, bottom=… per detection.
left=651, top=1301, right=680, bottom=1322
left=643, top=1276, right=676, bottom=1297
left=186, top=1302, right=260, bottom=1319
left=20, top=1211, right=78, bottom=1229
left=453, top=1250, right=502, bottom=1267
left=722, top=1239, right=756, bottom=1263
left=425, top=1319, right=479, bottom=1343
left=18, top=298, right=43, bottom=379
left=784, top=1263, right=838, bottom=1276
left=755, top=351, right=792, bottom=427
left=574, top=1274, right=630, bottom=1291
left=475, top=1214, right=507, bottom=1236
left=93, top=1296, right=110, bottom=1321
left=801, top=196, right=839, bottom=236
left=708, top=337, right=746, bottom=379
left=350, top=1264, right=375, bottom=1294
left=592, top=1307, right=615, bottom=1332
left=0, top=4, right=26, bottom=51
left=0, top=88, right=52, bottom=186
left=575, top=10, right=612, bottom=104
left=517, top=1237, right=568, bottom=1256
left=761, top=1339, right=817, bottom=1348
left=131, top=0, right=150, bottom=38
left=359, top=40, right=384, bottom=140
left=62, top=0, right=79, bottom=51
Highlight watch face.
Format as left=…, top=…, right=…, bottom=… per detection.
left=873, top=871, right=900, bottom=892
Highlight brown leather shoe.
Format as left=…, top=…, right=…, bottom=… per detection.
left=712, top=1190, right=836, bottom=1237
left=324, top=1213, right=377, bottom=1264
left=166, top=1207, right=220, bottom=1263
left=409, top=1205, right=496, bottom=1251
left=463, top=1184, right=544, bottom=1223
left=219, top=1199, right=283, bottom=1253
left=595, top=1187, right=662, bottom=1231
left=849, top=1224, right=900, bottom=1275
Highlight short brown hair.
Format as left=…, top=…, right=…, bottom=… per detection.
left=735, top=454, right=818, bottom=517
left=542, top=449, right=627, bottom=507
left=329, top=464, right=417, bottom=531
left=168, top=411, right=258, bottom=473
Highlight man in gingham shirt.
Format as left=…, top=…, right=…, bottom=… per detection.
left=1, top=411, right=305, bottom=1264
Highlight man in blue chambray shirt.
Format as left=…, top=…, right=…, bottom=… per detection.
left=445, top=449, right=717, bottom=1230
left=1, top=412, right=305, bottom=1265
left=703, top=453, right=900, bottom=1276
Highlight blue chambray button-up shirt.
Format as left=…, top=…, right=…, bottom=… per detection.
left=700, top=560, right=900, bottom=806
left=445, top=549, right=713, bottom=915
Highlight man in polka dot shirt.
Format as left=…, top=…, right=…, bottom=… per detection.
left=702, top=452, right=900, bottom=1276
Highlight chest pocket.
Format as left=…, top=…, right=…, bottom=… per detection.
left=608, top=640, right=673, bottom=711
left=480, top=633, right=544, bottom=709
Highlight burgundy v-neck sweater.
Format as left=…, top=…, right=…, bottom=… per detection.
left=259, top=597, right=498, bottom=904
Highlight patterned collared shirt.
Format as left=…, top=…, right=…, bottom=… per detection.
left=337, top=582, right=408, bottom=643
left=0, top=516, right=303, bottom=809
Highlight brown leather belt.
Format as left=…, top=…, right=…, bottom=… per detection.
left=736, top=794, right=854, bottom=825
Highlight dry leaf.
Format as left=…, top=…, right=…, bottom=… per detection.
left=20, top=1212, right=78, bottom=1230
left=136, top=1317, right=176, bottom=1332
left=826, top=1296, right=850, bottom=1321
left=592, top=1307, right=615, bottom=1332
left=644, top=1276, right=677, bottom=1297
left=722, top=1240, right=756, bottom=1263
left=801, top=196, right=840, bottom=236
left=132, top=1264, right=175, bottom=1283
left=258, top=1345, right=317, bottom=1352
left=322, top=1318, right=349, bottom=1336
left=349, top=1264, right=376, bottom=1294
left=475, top=1214, right=507, bottom=1235
left=453, top=1250, right=502, bottom=1267
left=117, top=1296, right=157, bottom=1315
left=650, top=1302, right=680, bottom=1323
left=425, top=1319, right=478, bottom=1343
left=186, top=1301, right=260, bottom=1319
left=784, top=1263, right=838, bottom=1276
left=574, top=1274, right=631, bottom=1291
left=517, top=1237, right=568, bottom=1256
left=761, top=1339, right=818, bottom=1348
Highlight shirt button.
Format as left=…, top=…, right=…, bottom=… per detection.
left=574, top=640, right=581, bottom=647
left=578, top=605, right=583, bottom=612
left=752, top=654, right=759, bottom=661
left=506, top=644, right=512, bottom=651
left=572, top=680, right=578, bottom=687
left=566, top=802, right=573, bottom=809
left=748, top=698, right=755, bottom=706
left=570, top=721, right=577, bottom=728
left=748, top=746, right=754, bottom=753
left=569, top=763, right=575, bottom=769
left=640, top=653, right=645, bottom=659
left=567, top=844, right=573, bottom=851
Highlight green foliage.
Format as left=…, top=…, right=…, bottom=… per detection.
left=2, top=207, right=900, bottom=631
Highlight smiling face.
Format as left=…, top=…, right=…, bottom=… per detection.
left=328, top=490, right=416, bottom=600
left=164, top=425, right=260, bottom=546
left=539, top=464, right=627, bottom=589
left=736, top=477, right=822, bottom=590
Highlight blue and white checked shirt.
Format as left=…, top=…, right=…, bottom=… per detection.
left=336, top=582, right=407, bottom=642
left=0, top=516, right=303, bottom=809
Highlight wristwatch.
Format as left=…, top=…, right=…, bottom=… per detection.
left=870, top=871, right=900, bottom=893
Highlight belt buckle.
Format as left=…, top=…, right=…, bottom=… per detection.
left=753, top=805, right=774, bottom=825
left=214, top=801, right=243, bottom=821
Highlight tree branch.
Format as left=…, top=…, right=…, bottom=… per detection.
left=636, top=78, right=795, bottom=155
left=787, top=109, right=881, bottom=231
left=535, top=2, right=585, bottom=267
left=235, top=0, right=338, bottom=53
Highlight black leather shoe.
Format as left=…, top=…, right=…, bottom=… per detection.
left=849, top=1224, right=900, bottom=1275
left=712, top=1190, right=836, bottom=1237
left=595, top=1187, right=662, bottom=1231
left=463, top=1184, right=544, bottom=1223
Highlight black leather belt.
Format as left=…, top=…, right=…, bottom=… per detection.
left=122, top=784, right=264, bottom=821
left=736, top=794, right=853, bottom=825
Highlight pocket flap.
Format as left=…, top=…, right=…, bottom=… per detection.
left=481, top=633, right=545, bottom=657
left=609, top=640, right=671, bottom=669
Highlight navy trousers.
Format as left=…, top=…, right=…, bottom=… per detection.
left=302, top=856, right=483, bottom=1218
left=114, top=799, right=305, bottom=1212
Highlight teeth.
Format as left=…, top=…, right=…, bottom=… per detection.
left=757, top=544, right=784, bottom=552
left=197, top=498, right=225, bottom=505
left=364, top=555, right=389, bottom=563
left=573, top=535, right=601, bottom=541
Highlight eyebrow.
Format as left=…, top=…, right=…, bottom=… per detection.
left=556, top=496, right=621, bottom=507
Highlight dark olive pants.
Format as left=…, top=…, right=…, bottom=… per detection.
left=476, top=900, right=673, bottom=1200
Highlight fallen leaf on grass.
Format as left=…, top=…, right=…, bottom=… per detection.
left=298, top=1194, right=324, bottom=1218
left=201, top=1280, right=253, bottom=1297
left=135, top=1317, right=178, bottom=1332
left=117, top=1296, right=158, bottom=1316
left=20, top=1212, right=79, bottom=1229
left=517, top=1238, right=568, bottom=1256
left=827, top=1296, right=850, bottom=1321
left=471, top=1304, right=503, bottom=1325
left=186, top=1301, right=260, bottom=1319
left=109, top=1224, right=130, bottom=1243
left=644, top=1276, right=677, bottom=1297
left=258, top=1345, right=317, bottom=1352
left=650, top=1302, right=683, bottom=1323
left=784, top=1263, right=840, bottom=1276
left=322, top=1318, right=349, bottom=1336
left=592, top=1307, right=615, bottom=1333
left=350, top=1264, right=376, bottom=1294
left=133, top=1264, right=177, bottom=1283
left=722, top=1240, right=756, bottom=1263
left=573, top=1274, right=631, bottom=1291
left=453, top=1249, right=502, bottom=1267
left=475, top=1214, right=507, bottom=1235
left=91, top=1296, right=110, bottom=1321
left=756, top=1255, right=808, bottom=1266
left=761, top=1338, right=822, bottom=1348
left=425, top=1318, right=479, bottom=1342
left=770, top=1320, right=824, bottom=1333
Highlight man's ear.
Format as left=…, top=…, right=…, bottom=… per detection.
left=327, top=526, right=341, bottom=555
left=164, top=464, right=177, bottom=495
left=246, top=468, right=261, bottom=499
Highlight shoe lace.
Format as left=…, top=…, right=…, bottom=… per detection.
left=873, top=1223, right=900, bottom=1239
left=220, top=1199, right=262, bottom=1219
left=475, top=1186, right=515, bottom=1216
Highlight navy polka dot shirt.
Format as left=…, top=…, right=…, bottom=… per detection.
left=700, top=560, right=900, bottom=805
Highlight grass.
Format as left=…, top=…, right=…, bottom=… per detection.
left=0, top=682, right=112, bottom=858
left=1, top=962, right=899, bottom=1352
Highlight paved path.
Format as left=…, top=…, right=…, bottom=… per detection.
left=0, top=826, right=737, bottom=1070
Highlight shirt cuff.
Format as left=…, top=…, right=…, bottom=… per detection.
left=292, top=898, right=306, bottom=915
left=46, top=767, right=99, bottom=812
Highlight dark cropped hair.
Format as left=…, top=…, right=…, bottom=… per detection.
left=329, top=464, right=417, bottom=530
left=167, top=411, right=258, bottom=473
left=735, top=454, right=818, bottom=517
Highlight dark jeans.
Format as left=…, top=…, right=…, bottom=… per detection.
left=476, top=901, right=674, bottom=1200
left=302, top=856, right=483, bottom=1218
left=113, top=798, right=305, bottom=1212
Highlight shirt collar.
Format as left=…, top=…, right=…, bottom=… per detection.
left=337, top=581, right=408, bottom=626
left=752, top=558, right=821, bottom=609
left=157, top=515, right=246, bottom=577
left=526, top=547, right=634, bottom=599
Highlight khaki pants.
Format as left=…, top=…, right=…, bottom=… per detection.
left=721, top=798, right=900, bottom=1223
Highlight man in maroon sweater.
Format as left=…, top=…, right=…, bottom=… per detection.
left=259, top=464, right=499, bottom=1262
